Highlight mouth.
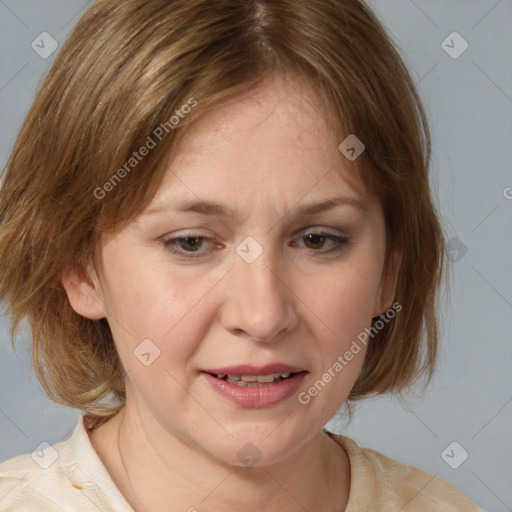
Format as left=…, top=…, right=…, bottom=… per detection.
left=201, top=364, right=307, bottom=407
left=208, top=372, right=297, bottom=387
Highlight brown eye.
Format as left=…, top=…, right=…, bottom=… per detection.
left=295, top=231, right=349, bottom=254
left=178, top=237, right=204, bottom=252
left=303, top=233, right=328, bottom=250
left=163, top=234, right=215, bottom=258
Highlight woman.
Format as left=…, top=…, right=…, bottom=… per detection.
left=0, top=0, right=484, bottom=510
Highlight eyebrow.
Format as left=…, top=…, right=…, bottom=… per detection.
left=142, top=195, right=368, bottom=219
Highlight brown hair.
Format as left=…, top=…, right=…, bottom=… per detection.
left=0, top=0, right=446, bottom=423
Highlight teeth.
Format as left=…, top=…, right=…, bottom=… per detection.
left=256, top=374, right=275, bottom=383
left=218, top=372, right=293, bottom=386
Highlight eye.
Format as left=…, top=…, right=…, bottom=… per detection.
left=293, top=230, right=349, bottom=254
left=163, top=234, right=215, bottom=258
left=162, top=229, right=350, bottom=260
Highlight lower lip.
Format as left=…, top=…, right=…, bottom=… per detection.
left=202, top=372, right=307, bottom=408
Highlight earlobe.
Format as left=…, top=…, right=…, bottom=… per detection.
left=60, top=260, right=106, bottom=320
left=372, top=248, right=403, bottom=317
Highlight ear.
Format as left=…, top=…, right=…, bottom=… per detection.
left=372, top=247, right=403, bottom=317
left=60, top=259, right=106, bottom=320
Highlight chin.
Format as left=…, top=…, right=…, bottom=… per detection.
left=199, top=423, right=315, bottom=469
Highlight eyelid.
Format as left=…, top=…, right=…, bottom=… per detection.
left=292, top=230, right=349, bottom=251
left=161, top=231, right=218, bottom=259
left=299, top=225, right=348, bottom=237
left=161, top=226, right=351, bottom=260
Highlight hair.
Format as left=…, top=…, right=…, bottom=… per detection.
left=0, top=0, right=446, bottom=426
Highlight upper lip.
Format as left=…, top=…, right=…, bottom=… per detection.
left=203, top=364, right=306, bottom=375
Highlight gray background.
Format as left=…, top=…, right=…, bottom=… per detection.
left=0, top=1, right=511, bottom=510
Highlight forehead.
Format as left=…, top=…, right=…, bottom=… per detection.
left=147, top=74, right=371, bottom=215
left=177, top=74, right=343, bottom=160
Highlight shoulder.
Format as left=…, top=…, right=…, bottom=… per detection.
left=0, top=441, right=76, bottom=509
left=327, top=432, right=486, bottom=512
left=0, top=417, right=128, bottom=511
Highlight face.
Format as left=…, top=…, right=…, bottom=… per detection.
left=66, top=73, right=400, bottom=467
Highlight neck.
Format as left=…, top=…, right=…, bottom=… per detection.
left=89, top=403, right=350, bottom=512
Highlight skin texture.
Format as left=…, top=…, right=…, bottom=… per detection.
left=62, top=73, right=402, bottom=511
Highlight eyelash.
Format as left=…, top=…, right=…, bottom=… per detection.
left=162, top=230, right=350, bottom=259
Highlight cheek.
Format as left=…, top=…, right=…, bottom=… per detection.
left=302, top=257, right=382, bottom=393
left=300, top=285, right=373, bottom=415
left=100, top=250, right=221, bottom=380
left=101, top=244, right=187, bottom=333
left=308, top=263, right=382, bottom=336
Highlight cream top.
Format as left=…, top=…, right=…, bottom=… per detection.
left=0, top=416, right=485, bottom=511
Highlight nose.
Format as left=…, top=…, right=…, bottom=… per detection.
left=220, top=247, right=298, bottom=342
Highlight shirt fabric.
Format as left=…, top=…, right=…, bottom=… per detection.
left=0, top=416, right=485, bottom=511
